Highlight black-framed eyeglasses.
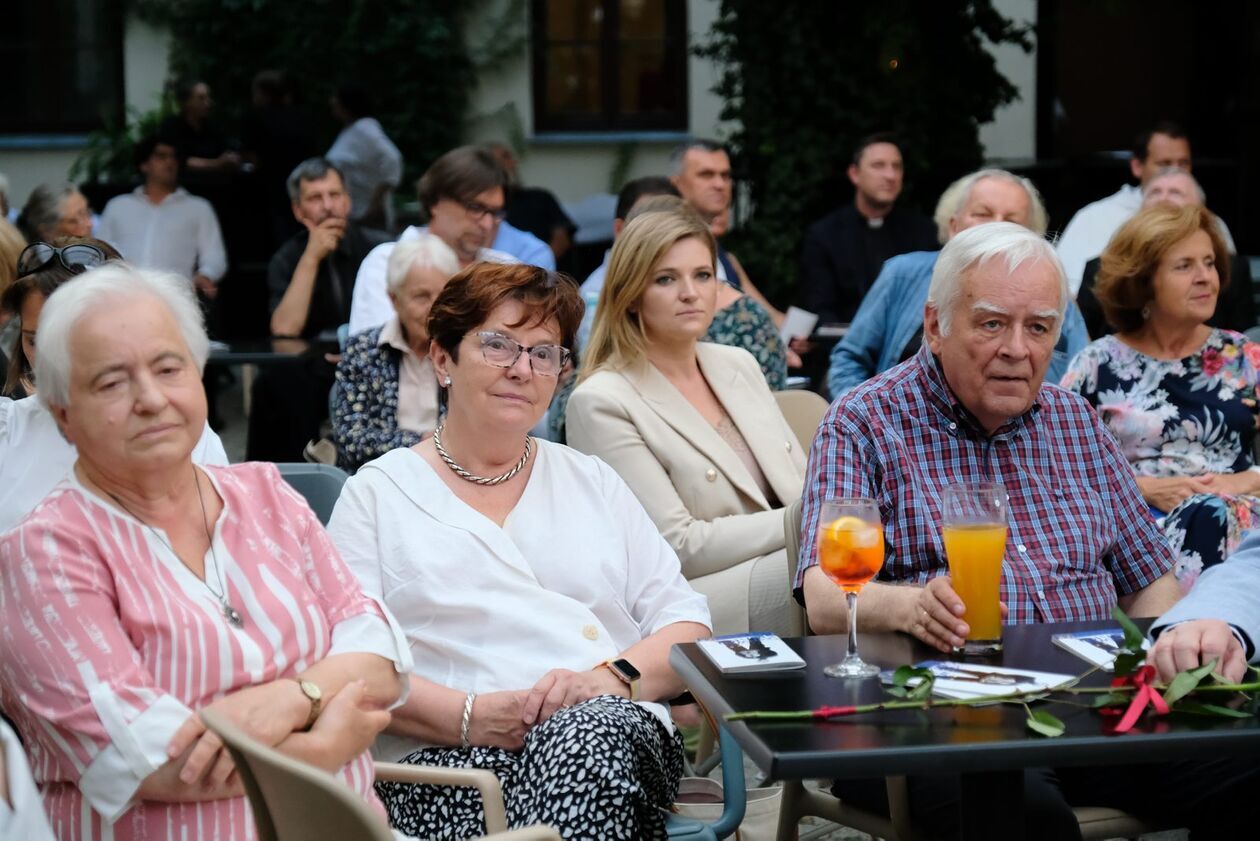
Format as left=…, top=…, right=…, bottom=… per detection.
left=17, top=242, right=108, bottom=279
left=474, top=331, right=570, bottom=376
left=461, top=200, right=508, bottom=223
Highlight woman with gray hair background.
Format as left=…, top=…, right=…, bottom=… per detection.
left=0, top=262, right=410, bottom=840
left=16, top=183, right=93, bottom=243
left=332, top=232, right=461, bottom=471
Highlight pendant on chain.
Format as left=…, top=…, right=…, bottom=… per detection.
left=223, top=603, right=244, bottom=628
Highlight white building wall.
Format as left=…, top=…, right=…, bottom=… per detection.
left=979, top=0, right=1038, bottom=162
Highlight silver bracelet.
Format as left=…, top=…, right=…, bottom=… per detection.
left=459, top=692, right=476, bottom=749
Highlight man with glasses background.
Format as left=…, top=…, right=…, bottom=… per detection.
left=348, top=146, right=520, bottom=336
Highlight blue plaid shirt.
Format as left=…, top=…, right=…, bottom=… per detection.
left=797, top=344, right=1174, bottom=623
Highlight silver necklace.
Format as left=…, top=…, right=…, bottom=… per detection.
left=432, top=423, right=533, bottom=486
left=105, top=467, right=244, bottom=629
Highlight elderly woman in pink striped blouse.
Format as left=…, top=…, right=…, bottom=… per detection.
left=0, top=263, right=411, bottom=840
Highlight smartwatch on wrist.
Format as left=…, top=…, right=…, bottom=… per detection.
left=602, top=658, right=641, bottom=701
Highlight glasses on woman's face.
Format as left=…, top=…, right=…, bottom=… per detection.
left=17, top=242, right=107, bottom=279
left=474, top=331, right=570, bottom=376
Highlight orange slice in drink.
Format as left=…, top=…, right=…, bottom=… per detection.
left=825, top=516, right=880, bottom=548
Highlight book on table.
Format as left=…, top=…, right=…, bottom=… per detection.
left=697, top=633, right=807, bottom=673
left=880, top=661, right=1075, bottom=700
left=1051, top=628, right=1148, bottom=672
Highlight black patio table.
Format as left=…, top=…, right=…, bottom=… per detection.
left=670, top=619, right=1260, bottom=841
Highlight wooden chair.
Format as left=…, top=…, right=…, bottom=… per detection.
left=783, top=502, right=1166, bottom=841
left=201, top=709, right=561, bottom=841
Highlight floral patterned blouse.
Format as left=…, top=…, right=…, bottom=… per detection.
left=1060, top=330, right=1260, bottom=477
left=705, top=294, right=788, bottom=391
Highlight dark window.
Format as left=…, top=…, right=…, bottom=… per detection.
left=531, top=0, right=688, bottom=133
left=0, top=0, right=125, bottom=134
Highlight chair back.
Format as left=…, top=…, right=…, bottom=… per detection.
left=277, top=463, right=349, bottom=525
left=773, top=389, right=829, bottom=451
left=783, top=498, right=806, bottom=636
left=201, top=709, right=394, bottom=841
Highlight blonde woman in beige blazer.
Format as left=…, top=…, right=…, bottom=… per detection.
left=567, top=201, right=806, bottom=634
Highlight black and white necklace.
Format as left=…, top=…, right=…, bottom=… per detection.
left=106, top=467, right=244, bottom=629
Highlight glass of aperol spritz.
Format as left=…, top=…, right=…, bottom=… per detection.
left=817, top=498, right=885, bottom=678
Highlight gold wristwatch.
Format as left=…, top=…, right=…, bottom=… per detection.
left=292, top=679, right=323, bottom=730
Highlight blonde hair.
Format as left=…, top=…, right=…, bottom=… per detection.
left=580, top=207, right=716, bottom=378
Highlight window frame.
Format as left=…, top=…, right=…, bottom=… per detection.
left=530, top=0, right=689, bottom=135
left=0, top=0, right=126, bottom=135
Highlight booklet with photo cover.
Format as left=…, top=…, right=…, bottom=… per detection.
left=879, top=661, right=1075, bottom=700
left=697, top=633, right=807, bottom=673
left=1052, top=628, right=1148, bottom=672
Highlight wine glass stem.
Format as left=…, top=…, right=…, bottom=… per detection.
left=846, top=590, right=860, bottom=660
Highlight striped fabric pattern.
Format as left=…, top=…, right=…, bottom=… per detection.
left=0, top=462, right=388, bottom=840
left=797, top=344, right=1175, bottom=622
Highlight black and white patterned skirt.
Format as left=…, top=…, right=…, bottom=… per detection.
left=376, top=695, right=684, bottom=840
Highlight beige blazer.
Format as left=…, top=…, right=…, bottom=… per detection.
left=567, top=343, right=807, bottom=633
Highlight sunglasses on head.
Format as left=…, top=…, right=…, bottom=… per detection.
left=17, top=242, right=108, bottom=279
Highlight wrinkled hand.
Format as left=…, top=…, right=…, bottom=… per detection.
left=1151, top=620, right=1248, bottom=684
left=1138, top=475, right=1213, bottom=513
left=522, top=667, right=625, bottom=725
left=1200, top=471, right=1260, bottom=497
left=907, top=577, right=1008, bottom=653
left=309, top=680, right=391, bottom=762
left=468, top=690, right=530, bottom=751
left=303, top=217, right=346, bottom=261
left=166, top=714, right=234, bottom=787
left=167, top=680, right=308, bottom=783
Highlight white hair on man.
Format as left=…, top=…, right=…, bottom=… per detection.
left=34, top=262, right=209, bottom=407
left=385, top=233, right=461, bottom=295
left=1142, top=166, right=1207, bottom=204
left=927, top=221, right=1068, bottom=336
left=931, top=168, right=1049, bottom=245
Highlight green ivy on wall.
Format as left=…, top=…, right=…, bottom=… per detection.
left=697, top=0, right=1032, bottom=305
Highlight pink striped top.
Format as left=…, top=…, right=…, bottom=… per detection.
left=0, top=462, right=408, bottom=841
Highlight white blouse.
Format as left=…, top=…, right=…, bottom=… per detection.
left=328, top=441, right=711, bottom=762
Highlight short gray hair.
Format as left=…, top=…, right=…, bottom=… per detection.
left=35, top=263, right=209, bottom=408
left=927, top=222, right=1068, bottom=336
left=19, top=182, right=79, bottom=241
left=931, top=168, right=1048, bottom=245
left=669, top=138, right=728, bottom=176
left=1142, top=167, right=1206, bottom=204
left=286, top=157, right=345, bottom=203
left=385, top=233, right=460, bottom=294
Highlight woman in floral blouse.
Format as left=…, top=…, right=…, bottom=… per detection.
left=332, top=233, right=459, bottom=471
left=1062, top=203, right=1260, bottom=587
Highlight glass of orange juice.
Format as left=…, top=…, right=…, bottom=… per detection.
left=817, top=498, right=885, bottom=678
left=941, top=482, right=1009, bottom=655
